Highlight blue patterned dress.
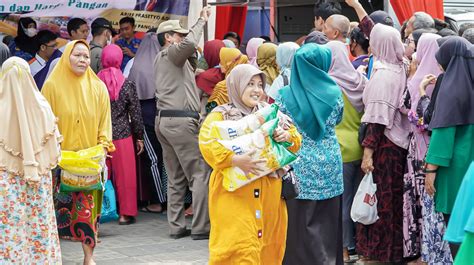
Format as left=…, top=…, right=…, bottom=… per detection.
left=276, top=95, right=344, bottom=200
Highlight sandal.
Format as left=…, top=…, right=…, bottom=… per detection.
left=139, top=206, right=164, bottom=214
left=119, top=217, right=136, bottom=225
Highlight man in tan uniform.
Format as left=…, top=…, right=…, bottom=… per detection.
left=154, top=6, right=211, bottom=240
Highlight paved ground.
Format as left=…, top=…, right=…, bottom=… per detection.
left=60, top=212, right=209, bottom=265
left=60, top=212, right=404, bottom=265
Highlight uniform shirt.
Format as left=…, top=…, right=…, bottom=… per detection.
left=116, top=37, right=141, bottom=71
left=89, top=41, right=103, bottom=74
left=154, top=18, right=206, bottom=112
left=29, top=54, right=47, bottom=76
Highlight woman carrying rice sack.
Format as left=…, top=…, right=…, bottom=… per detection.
left=199, top=64, right=301, bottom=264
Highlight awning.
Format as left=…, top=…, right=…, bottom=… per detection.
left=390, top=0, right=444, bottom=23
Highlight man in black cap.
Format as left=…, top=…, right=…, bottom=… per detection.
left=89, top=17, right=116, bottom=73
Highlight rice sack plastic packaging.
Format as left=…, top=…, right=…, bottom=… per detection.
left=212, top=104, right=279, bottom=140
left=59, top=145, right=106, bottom=176
left=218, top=118, right=297, bottom=191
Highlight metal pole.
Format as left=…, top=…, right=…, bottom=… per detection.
left=203, top=0, right=209, bottom=42
left=384, top=0, right=389, bottom=13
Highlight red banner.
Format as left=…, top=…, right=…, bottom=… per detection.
left=390, top=0, right=444, bottom=24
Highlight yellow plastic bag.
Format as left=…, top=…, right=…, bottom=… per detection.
left=218, top=119, right=297, bottom=191
left=211, top=104, right=279, bottom=140
left=59, top=145, right=105, bottom=176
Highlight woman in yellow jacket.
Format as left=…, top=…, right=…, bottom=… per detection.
left=199, top=64, right=301, bottom=264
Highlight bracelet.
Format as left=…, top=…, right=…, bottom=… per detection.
left=423, top=168, right=437, bottom=173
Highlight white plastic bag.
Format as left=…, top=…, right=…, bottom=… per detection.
left=351, top=172, right=379, bottom=225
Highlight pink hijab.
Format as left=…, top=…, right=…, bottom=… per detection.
left=97, top=44, right=125, bottom=101
left=407, top=33, right=442, bottom=113
left=362, top=24, right=409, bottom=149
left=326, top=41, right=367, bottom=113
left=246, top=37, right=265, bottom=67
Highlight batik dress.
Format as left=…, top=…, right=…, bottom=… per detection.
left=357, top=123, right=407, bottom=262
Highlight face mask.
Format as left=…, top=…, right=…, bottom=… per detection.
left=106, top=36, right=112, bottom=46
left=346, top=37, right=351, bottom=45
left=25, top=28, right=37, bottom=37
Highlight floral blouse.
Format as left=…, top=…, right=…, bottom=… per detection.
left=276, top=95, right=344, bottom=200
left=111, top=80, right=144, bottom=140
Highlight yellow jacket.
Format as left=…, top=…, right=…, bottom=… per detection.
left=199, top=111, right=301, bottom=264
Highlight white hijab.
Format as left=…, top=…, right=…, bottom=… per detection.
left=0, top=57, right=61, bottom=183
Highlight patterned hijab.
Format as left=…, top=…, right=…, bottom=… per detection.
left=257, top=43, right=279, bottom=85
left=0, top=57, right=61, bottom=183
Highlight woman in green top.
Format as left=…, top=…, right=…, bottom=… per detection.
left=424, top=37, right=474, bottom=259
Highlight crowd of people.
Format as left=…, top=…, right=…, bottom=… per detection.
left=1, top=0, right=474, bottom=264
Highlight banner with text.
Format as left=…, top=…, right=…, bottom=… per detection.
left=0, top=0, right=191, bottom=38
left=0, top=0, right=135, bottom=18
left=103, top=0, right=190, bottom=33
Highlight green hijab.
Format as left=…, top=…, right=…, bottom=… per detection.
left=279, top=43, right=341, bottom=141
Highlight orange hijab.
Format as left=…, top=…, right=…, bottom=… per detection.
left=207, top=48, right=248, bottom=108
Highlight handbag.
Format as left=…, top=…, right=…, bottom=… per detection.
left=358, top=122, right=369, bottom=145
left=281, top=167, right=299, bottom=200
left=100, top=179, right=119, bottom=223
left=351, top=172, right=379, bottom=225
